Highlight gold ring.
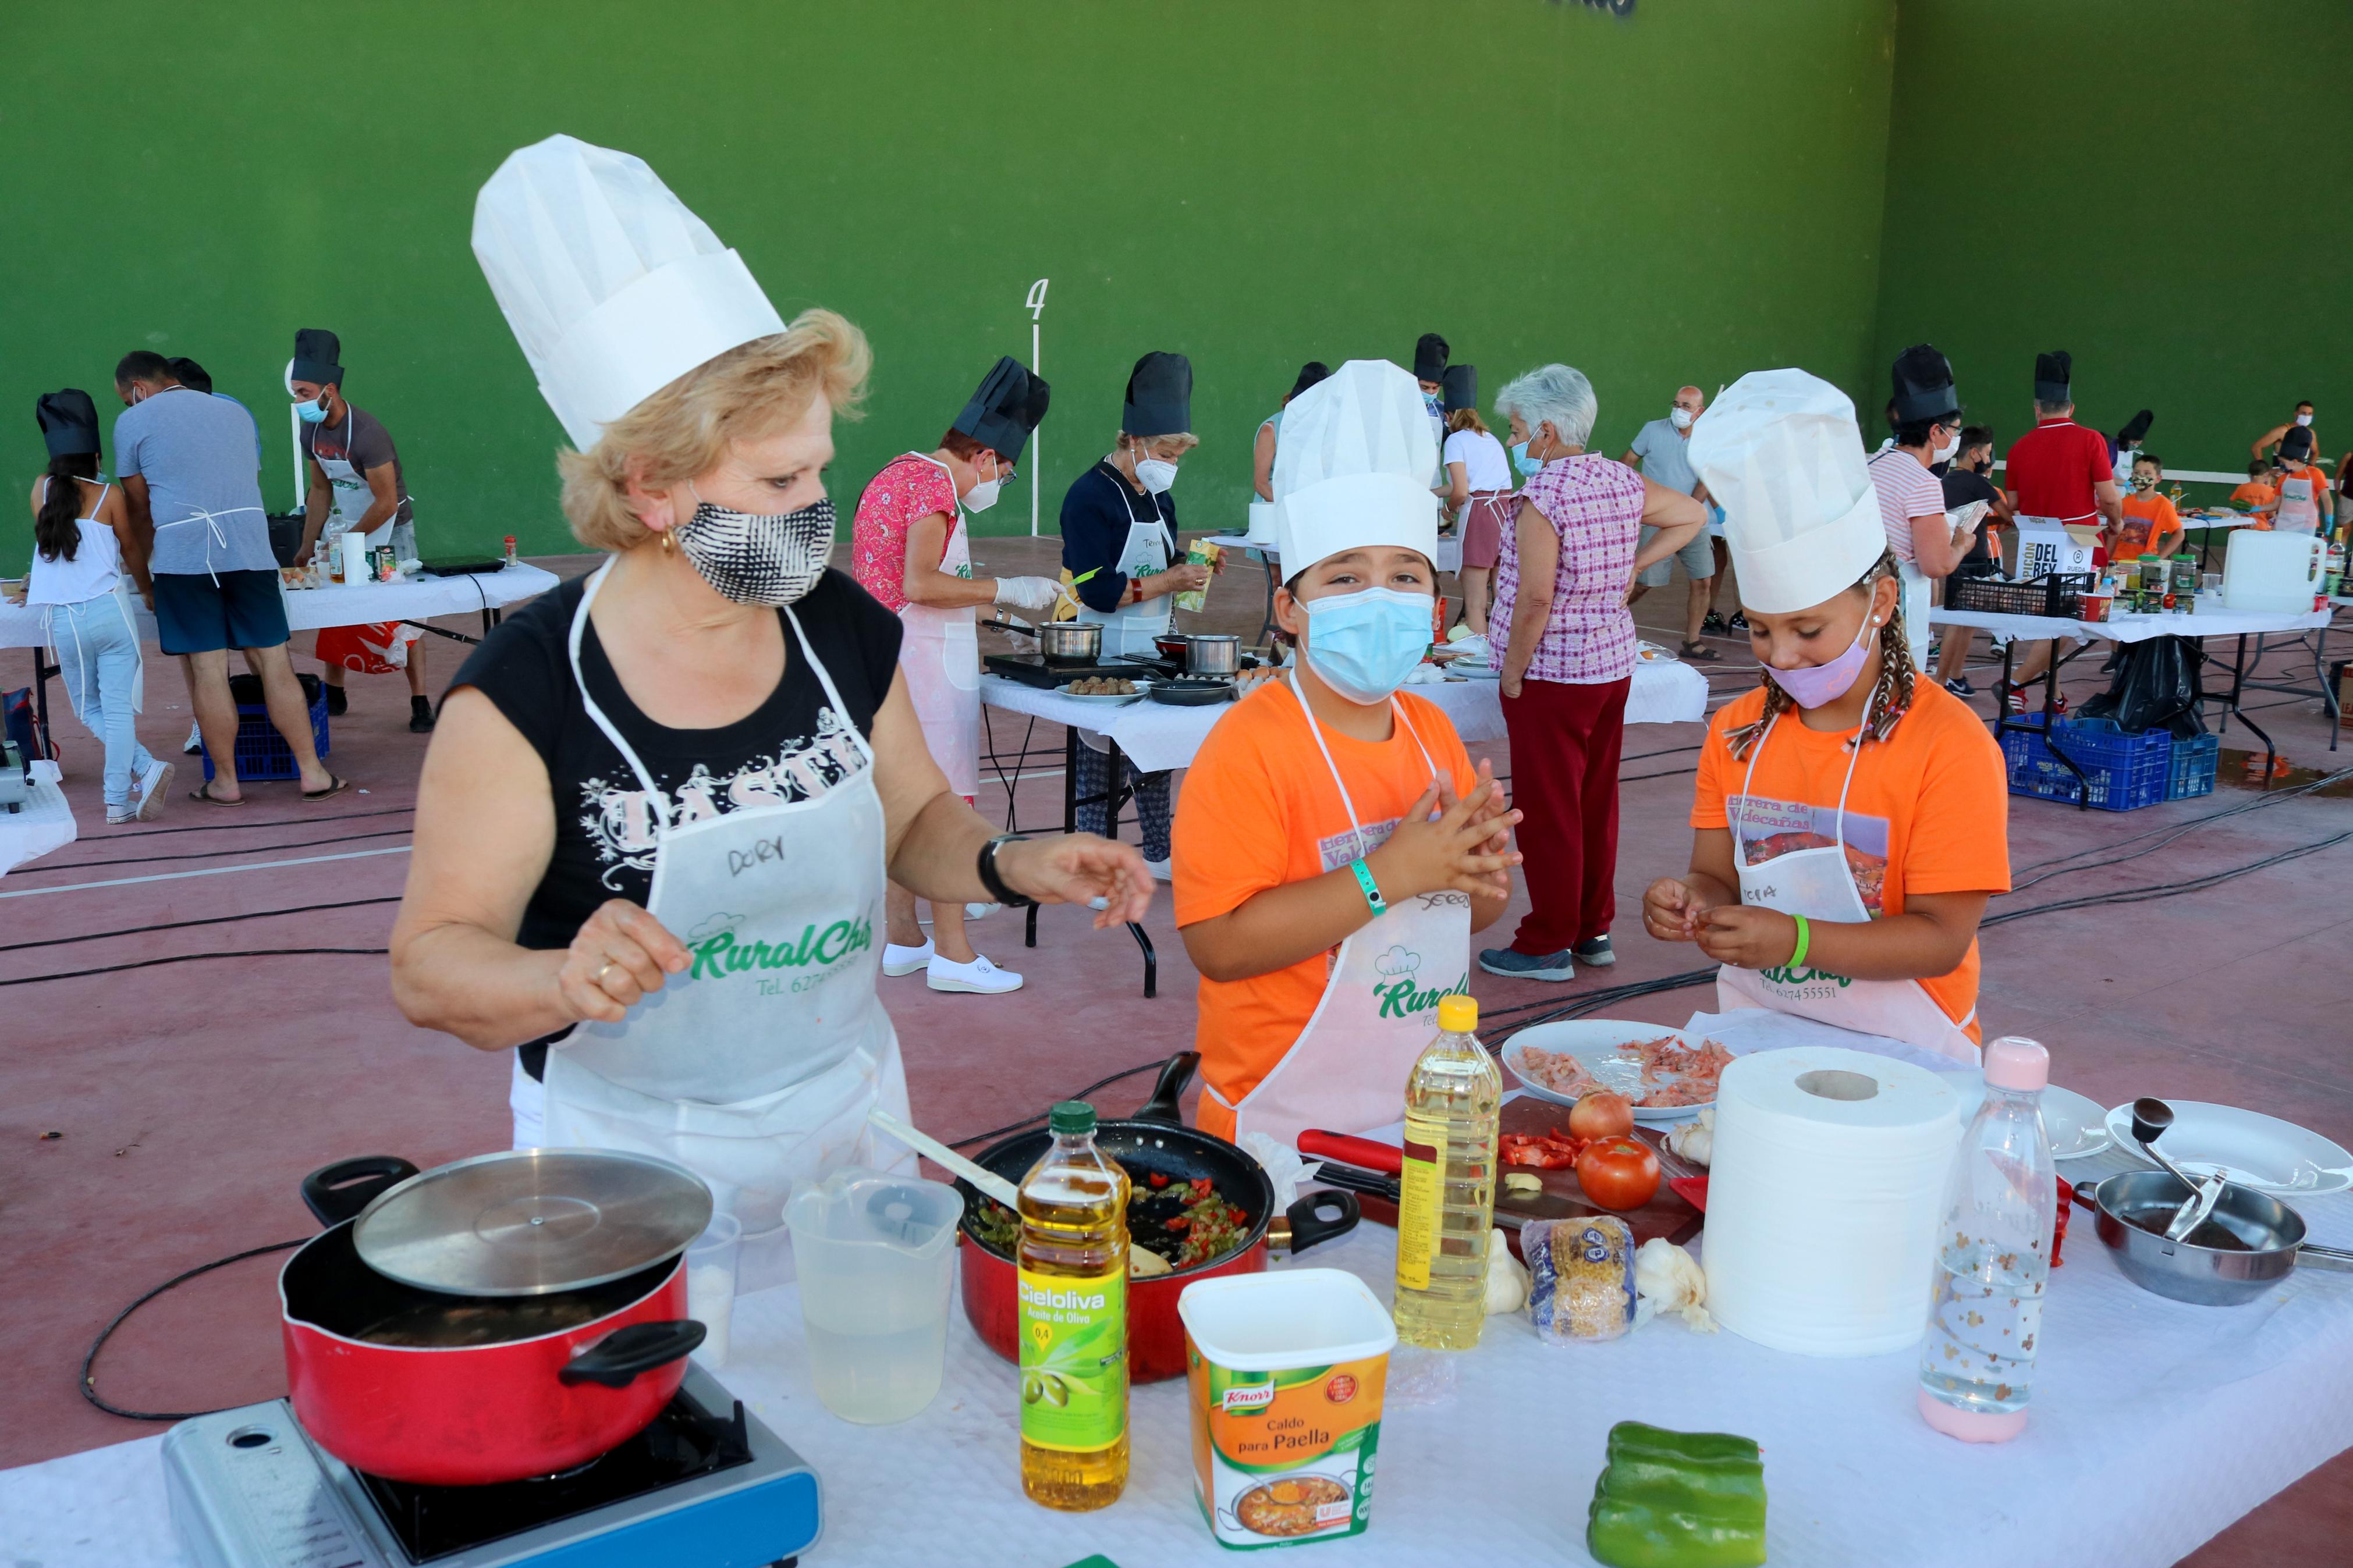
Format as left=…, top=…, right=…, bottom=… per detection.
left=594, top=961, right=617, bottom=990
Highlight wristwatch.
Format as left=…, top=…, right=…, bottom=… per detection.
left=977, top=833, right=1036, bottom=908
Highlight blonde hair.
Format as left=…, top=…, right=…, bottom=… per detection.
left=1724, top=550, right=1918, bottom=761
left=557, top=308, right=871, bottom=552
left=1447, top=407, right=1489, bottom=437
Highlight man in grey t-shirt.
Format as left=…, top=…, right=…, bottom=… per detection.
left=1620, top=384, right=1724, bottom=661
left=114, top=351, right=343, bottom=804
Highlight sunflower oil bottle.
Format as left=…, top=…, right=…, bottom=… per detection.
left=1392, top=994, right=1502, bottom=1349
left=1017, top=1101, right=1131, bottom=1509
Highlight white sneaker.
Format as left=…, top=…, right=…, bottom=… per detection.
left=926, top=952, right=1024, bottom=994
left=1145, top=856, right=1173, bottom=881
left=882, top=939, right=934, bottom=977
left=964, top=902, right=1000, bottom=920
left=182, top=721, right=204, bottom=756
left=134, top=759, right=175, bottom=822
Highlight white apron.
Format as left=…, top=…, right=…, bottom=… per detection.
left=1073, top=468, right=1175, bottom=658
left=1896, top=559, right=1934, bottom=671
left=2276, top=473, right=2322, bottom=534
left=1208, top=674, right=1474, bottom=1149
left=538, top=560, right=914, bottom=1290
left=1715, top=713, right=1981, bottom=1065
left=312, top=421, right=411, bottom=551
left=893, top=455, right=981, bottom=797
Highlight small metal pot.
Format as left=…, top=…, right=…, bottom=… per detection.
left=2072, top=1172, right=2353, bottom=1307
left=1035, top=621, right=1102, bottom=663
left=1186, top=634, right=1241, bottom=677
left=1154, top=633, right=1192, bottom=662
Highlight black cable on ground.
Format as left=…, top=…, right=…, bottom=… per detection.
left=0, top=897, right=404, bottom=956
left=947, top=1057, right=1172, bottom=1150
left=81, top=1239, right=306, bottom=1421
left=22, top=827, right=414, bottom=874
left=86, top=805, right=415, bottom=842
left=0, top=947, right=389, bottom=987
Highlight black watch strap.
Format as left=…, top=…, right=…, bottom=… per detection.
left=977, top=834, right=1036, bottom=908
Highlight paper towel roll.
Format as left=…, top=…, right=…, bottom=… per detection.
left=1702, top=1046, right=1962, bottom=1357
left=340, top=531, right=372, bottom=588
left=1246, top=500, right=1278, bottom=546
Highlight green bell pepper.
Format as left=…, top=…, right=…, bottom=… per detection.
left=1586, top=1421, right=1767, bottom=1568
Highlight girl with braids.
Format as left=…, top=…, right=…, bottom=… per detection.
left=24, top=390, right=168, bottom=823
left=1646, top=371, right=2010, bottom=1065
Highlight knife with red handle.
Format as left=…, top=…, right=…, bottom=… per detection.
left=1299, top=1130, right=1404, bottom=1176
left=1298, top=1129, right=1593, bottom=1227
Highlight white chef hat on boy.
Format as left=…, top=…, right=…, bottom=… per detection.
left=471, top=133, right=786, bottom=450
left=1271, top=358, right=1439, bottom=575
left=1687, top=368, right=1886, bottom=613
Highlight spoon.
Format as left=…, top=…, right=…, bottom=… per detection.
left=867, top=1107, right=1020, bottom=1209
left=2130, top=1097, right=2228, bottom=1242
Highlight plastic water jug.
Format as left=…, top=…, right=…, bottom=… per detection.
left=786, top=1167, right=961, bottom=1424
left=2221, top=529, right=2324, bottom=612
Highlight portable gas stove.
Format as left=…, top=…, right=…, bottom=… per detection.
left=163, top=1364, right=820, bottom=1567
left=982, top=650, right=1179, bottom=688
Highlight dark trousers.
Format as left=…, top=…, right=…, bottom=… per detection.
left=1074, top=743, right=1173, bottom=861
left=1500, top=674, right=1629, bottom=954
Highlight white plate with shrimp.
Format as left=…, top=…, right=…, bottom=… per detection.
left=1498, top=1021, right=1730, bottom=1123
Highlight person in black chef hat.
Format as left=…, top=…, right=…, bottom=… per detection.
left=1867, top=344, right=1983, bottom=670
left=1990, top=350, right=2124, bottom=714
left=1059, top=350, right=1206, bottom=878
left=1414, top=333, right=1450, bottom=488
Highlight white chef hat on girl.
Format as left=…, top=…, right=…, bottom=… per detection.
left=1271, top=358, right=1439, bottom=573
left=1688, top=368, right=1886, bottom=613
left=471, top=134, right=786, bottom=450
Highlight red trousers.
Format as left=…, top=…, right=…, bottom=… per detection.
left=1500, top=674, right=1628, bottom=954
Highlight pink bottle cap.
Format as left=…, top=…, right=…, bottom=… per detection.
left=1919, top=1386, right=2028, bottom=1443
left=1982, top=1036, right=2049, bottom=1094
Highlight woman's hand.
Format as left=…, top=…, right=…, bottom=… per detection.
left=1641, top=877, right=1710, bottom=943
left=556, top=898, right=692, bottom=1023
left=1692, top=905, right=1800, bottom=970
left=997, top=834, right=1155, bottom=928
left=1367, top=778, right=1522, bottom=902
left=1159, top=563, right=1212, bottom=596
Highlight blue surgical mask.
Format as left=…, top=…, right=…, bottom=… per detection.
left=296, top=397, right=331, bottom=425
left=1301, top=586, right=1433, bottom=705
left=1424, top=391, right=1444, bottom=418
left=1511, top=440, right=1544, bottom=477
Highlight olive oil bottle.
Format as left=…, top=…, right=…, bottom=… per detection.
left=1393, top=994, right=1502, bottom=1349
left=1017, top=1101, right=1131, bottom=1510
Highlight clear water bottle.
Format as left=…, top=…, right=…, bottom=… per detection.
left=1918, top=1036, right=2058, bottom=1442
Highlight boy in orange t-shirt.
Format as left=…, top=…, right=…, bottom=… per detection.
left=2228, top=458, right=2278, bottom=512
left=2261, top=428, right=2335, bottom=534
left=2112, top=453, right=2184, bottom=559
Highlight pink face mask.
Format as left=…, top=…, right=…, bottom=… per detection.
left=1769, top=610, right=1876, bottom=709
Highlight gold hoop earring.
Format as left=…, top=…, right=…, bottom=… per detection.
left=660, top=527, right=677, bottom=556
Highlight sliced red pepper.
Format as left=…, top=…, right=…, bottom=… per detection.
left=1147, top=1172, right=1170, bottom=1188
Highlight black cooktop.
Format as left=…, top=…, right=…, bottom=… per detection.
left=353, top=1387, right=755, bottom=1562
left=984, top=652, right=1179, bottom=687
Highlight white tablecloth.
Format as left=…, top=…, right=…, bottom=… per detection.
left=984, top=659, right=1709, bottom=774
left=1931, top=602, right=2332, bottom=645
left=1202, top=531, right=1466, bottom=577
left=0, top=564, right=562, bottom=652
left=9, top=1023, right=2351, bottom=1567
left=0, top=760, right=74, bottom=876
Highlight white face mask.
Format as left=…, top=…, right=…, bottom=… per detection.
left=1134, top=456, right=1179, bottom=495
left=2296, top=413, right=2313, bottom=426
left=1669, top=407, right=1695, bottom=431
left=1932, top=432, right=1959, bottom=463
left=963, top=458, right=1005, bottom=513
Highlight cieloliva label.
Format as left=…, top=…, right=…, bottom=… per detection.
left=1188, top=1343, right=1388, bottom=1548
left=1017, top=1266, right=1127, bottom=1451
left=1393, top=1125, right=1446, bottom=1292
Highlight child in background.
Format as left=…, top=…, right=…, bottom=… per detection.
left=2260, top=427, right=2334, bottom=535
left=2112, top=453, right=2184, bottom=560
left=2228, top=458, right=2279, bottom=511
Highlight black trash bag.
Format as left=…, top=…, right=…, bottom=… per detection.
left=2079, top=635, right=2206, bottom=738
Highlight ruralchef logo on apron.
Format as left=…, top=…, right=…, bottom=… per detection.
left=1368, top=937, right=1470, bottom=1022
left=683, top=911, right=874, bottom=993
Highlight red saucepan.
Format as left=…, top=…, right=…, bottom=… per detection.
left=954, top=1054, right=1360, bottom=1382
left=279, top=1155, right=706, bottom=1486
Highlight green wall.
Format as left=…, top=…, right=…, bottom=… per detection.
left=0, top=0, right=1899, bottom=575
left=1873, top=0, right=2353, bottom=500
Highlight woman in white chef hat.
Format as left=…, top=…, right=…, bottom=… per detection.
left=1641, top=369, right=2011, bottom=1065
left=391, top=136, right=1151, bottom=1282
left=1172, top=360, right=1521, bottom=1148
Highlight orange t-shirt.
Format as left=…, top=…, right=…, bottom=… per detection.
left=1172, top=681, right=1476, bottom=1137
left=2113, top=492, right=2183, bottom=559
left=2229, top=481, right=2278, bottom=510
left=1691, top=680, right=2011, bottom=1043
left=2267, top=464, right=2331, bottom=530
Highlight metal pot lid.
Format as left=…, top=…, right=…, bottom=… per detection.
left=351, top=1149, right=714, bottom=1297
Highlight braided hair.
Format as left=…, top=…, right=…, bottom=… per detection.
left=1724, top=549, right=1918, bottom=760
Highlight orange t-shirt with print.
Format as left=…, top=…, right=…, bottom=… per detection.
left=2229, top=481, right=2277, bottom=510
left=1691, top=679, right=2011, bottom=1043
left=2113, top=492, right=2183, bottom=559
left=2265, top=464, right=2330, bottom=531
left=1173, top=680, right=1476, bottom=1139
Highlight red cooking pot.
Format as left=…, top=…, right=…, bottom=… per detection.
left=279, top=1156, right=707, bottom=1487
left=954, top=1054, right=1360, bottom=1382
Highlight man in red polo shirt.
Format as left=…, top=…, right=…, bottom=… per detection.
left=1996, top=350, right=2123, bottom=712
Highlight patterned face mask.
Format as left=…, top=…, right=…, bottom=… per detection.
left=675, top=487, right=835, bottom=606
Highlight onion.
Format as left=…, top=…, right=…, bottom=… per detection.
left=1567, top=1090, right=1635, bottom=1140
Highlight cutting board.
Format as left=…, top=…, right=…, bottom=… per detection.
left=1345, top=1097, right=1702, bottom=1256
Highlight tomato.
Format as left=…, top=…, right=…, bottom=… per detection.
left=1567, top=1091, right=1635, bottom=1142
left=1574, top=1136, right=1660, bottom=1211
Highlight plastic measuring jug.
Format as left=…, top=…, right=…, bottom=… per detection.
left=785, top=1168, right=961, bottom=1424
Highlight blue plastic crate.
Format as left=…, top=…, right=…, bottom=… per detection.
left=2001, top=715, right=2173, bottom=812
left=2166, top=731, right=2220, bottom=801
left=200, top=673, right=331, bottom=783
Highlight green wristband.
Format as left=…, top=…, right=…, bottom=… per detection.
left=1348, top=858, right=1387, bottom=918
left=1787, top=913, right=1811, bottom=969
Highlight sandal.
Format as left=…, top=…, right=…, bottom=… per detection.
left=188, top=781, right=246, bottom=807
left=303, top=773, right=351, bottom=802
left=1678, top=640, right=1723, bottom=662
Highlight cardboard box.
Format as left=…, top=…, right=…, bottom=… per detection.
left=2006, top=518, right=2102, bottom=579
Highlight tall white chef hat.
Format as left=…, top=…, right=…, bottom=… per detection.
left=1687, top=368, right=1886, bottom=613
left=471, top=134, right=787, bottom=450
left=1271, top=358, right=1439, bottom=575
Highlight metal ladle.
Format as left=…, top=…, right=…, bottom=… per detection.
left=2130, top=1097, right=2228, bottom=1243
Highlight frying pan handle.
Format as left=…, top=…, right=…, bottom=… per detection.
left=559, top=1321, right=707, bottom=1388
left=301, top=1155, right=420, bottom=1227
left=2294, top=1245, right=2353, bottom=1274
left=1272, top=1190, right=1361, bottom=1256
left=1132, top=1053, right=1201, bottom=1126
left=1299, top=1130, right=1405, bottom=1176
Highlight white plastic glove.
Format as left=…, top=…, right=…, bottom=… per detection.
left=992, top=576, right=1064, bottom=613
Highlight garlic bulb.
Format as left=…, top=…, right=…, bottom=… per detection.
left=1484, top=1228, right=1529, bottom=1315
